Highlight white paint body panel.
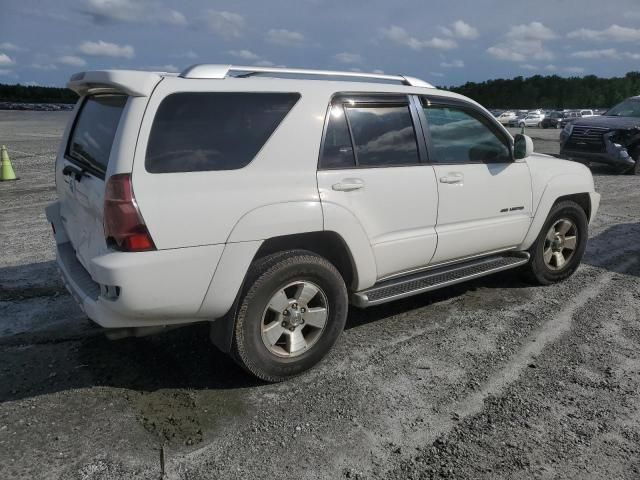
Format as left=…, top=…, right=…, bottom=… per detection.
left=430, top=162, right=533, bottom=264
left=317, top=166, right=439, bottom=280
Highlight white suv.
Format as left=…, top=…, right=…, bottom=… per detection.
left=46, top=64, right=600, bottom=381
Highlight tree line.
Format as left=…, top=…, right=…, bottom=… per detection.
left=0, top=83, right=78, bottom=104
left=446, top=72, right=640, bottom=109
left=2, top=71, right=640, bottom=108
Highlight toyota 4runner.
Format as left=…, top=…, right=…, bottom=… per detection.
left=46, top=65, right=600, bottom=381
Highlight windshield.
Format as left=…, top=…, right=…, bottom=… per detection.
left=605, top=98, right=640, bottom=117
left=67, top=95, right=127, bottom=174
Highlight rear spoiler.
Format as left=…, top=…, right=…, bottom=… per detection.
left=67, top=70, right=164, bottom=97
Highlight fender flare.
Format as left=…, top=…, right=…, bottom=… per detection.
left=518, top=173, right=594, bottom=250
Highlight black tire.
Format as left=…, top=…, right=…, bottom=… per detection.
left=521, top=200, right=589, bottom=285
left=230, top=250, right=348, bottom=382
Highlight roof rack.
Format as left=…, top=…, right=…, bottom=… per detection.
left=179, top=64, right=434, bottom=88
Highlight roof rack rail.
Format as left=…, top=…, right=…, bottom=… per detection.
left=179, top=64, right=434, bottom=88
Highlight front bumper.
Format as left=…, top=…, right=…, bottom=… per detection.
left=46, top=202, right=224, bottom=329
left=560, top=131, right=636, bottom=169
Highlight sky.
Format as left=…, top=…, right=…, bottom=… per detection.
left=1, top=0, right=640, bottom=87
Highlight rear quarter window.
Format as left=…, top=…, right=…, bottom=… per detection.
left=67, top=95, right=127, bottom=174
left=145, top=92, right=300, bottom=173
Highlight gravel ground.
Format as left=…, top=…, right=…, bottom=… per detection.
left=1, top=112, right=639, bottom=479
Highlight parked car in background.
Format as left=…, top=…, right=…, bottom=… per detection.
left=510, top=112, right=545, bottom=128
left=541, top=111, right=566, bottom=129
left=46, top=64, right=601, bottom=381
left=560, top=95, right=640, bottom=175
left=559, top=110, right=582, bottom=128
left=496, top=111, right=517, bottom=125
left=508, top=113, right=528, bottom=127
left=579, top=109, right=595, bottom=118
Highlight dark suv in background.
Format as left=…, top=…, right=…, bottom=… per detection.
left=541, top=111, right=565, bottom=129
left=560, top=96, right=640, bottom=175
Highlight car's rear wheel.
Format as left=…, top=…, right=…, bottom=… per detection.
left=521, top=200, right=588, bottom=285
left=519, top=122, right=525, bottom=128
left=537, top=122, right=542, bottom=128
left=230, top=250, right=348, bottom=382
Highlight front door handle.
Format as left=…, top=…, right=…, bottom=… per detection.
left=332, top=178, right=365, bottom=191
left=439, top=173, right=464, bottom=184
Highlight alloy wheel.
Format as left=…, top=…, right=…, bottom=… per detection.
left=260, top=281, right=329, bottom=358
left=543, top=218, right=578, bottom=271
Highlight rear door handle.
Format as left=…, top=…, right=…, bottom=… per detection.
left=439, top=173, right=464, bottom=184
left=332, top=178, right=365, bottom=191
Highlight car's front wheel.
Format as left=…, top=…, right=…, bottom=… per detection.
left=230, top=250, right=348, bottom=382
left=521, top=200, right=588, bottom=285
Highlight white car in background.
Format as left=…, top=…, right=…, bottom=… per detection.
left=496, top=111, right=517, bottom=125
left=512, top=112, right=545, bottom=128
left=46, top=65, right=600, bottom=381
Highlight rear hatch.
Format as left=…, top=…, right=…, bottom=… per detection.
left=57, top=94, right=127, bottom=272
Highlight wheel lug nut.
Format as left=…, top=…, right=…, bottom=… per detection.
left=301, top=307, right=306, bottom=313
left=283, top=310, right=289, bottom=316
left=289, top=327, right=295, bottom=332
left=281, top=321, right=286, bottom=327
left=292, top=303, right=298, bottom=309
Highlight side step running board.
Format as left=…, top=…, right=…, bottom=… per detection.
left=352, top=252, right=530, bottom=308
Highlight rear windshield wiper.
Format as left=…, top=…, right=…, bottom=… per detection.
left=62, top=164, right=90, bottom=182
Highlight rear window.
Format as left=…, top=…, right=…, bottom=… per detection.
left=67, top=95, right=127, bottom=174
left=146, top=92, right=300, bottom=173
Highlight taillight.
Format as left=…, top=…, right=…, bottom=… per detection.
left=103, top=173, right=156, bottom=252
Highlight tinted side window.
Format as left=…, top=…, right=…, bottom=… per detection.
left=423, top=103, right=511, bottom=164
left=346, top=105, right=420, bottom=167
left=319, top=104, right=356, bottom=169
left=68, top=95, right=127, bottom=174
left=146, top=92, right=300, bottom=173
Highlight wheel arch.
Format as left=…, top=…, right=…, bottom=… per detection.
left=519, top=173, right=595, bottom=250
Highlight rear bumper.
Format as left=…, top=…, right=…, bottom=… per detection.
left=46, top=202, right=224, bottom=328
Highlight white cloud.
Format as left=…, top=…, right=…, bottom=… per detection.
left=31, top=63, right=58, bottom=71
left=488, top=39, right=554, bottom=62
left=58, top=55, right=87, bottom=67
left=159, top=10, right=187, bottom=27
left=205, top=10, right=245, bottom=40
left=570, top=49, right=640, bottom=60
left=170, top=50, right=198, bottom=60
left=80, top=0, right=187, bottom=26
left=520, top=64, right=538, bottom=70
left=79, top=40, right=135, bottom=59
left=563, top=66, right=585, bottom=74
left=0, top=69, right=15, bottom=76
left=267, top=29, right=305, bottom=46
left=334, top=52, right=363, bottom=64
left=142, top=64, right=179, bottom=72
left=571, top=48, right=620, bottom=59
left=506, top=22, right=557, bottom=41
left=372, top=69, right=385, bottom=74
left=381, top=25, right=457, bottom=51
left=254, top=60, right=276, bottom=67
left=567, top=24, right=640, bottom=42
left=544, top=64, right=557, bottom=71
left=0, top=53, right=15, bottom=67
left=0, top=42, right=25, bottom=52
left=430, top=72, right=445, bottom=77
left=228, top=49, right=260, bottom=61
left=441, top=59, right=464, bottom=68
left=441, top=20, right=479, bottom=40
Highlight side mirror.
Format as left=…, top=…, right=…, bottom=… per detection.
left=514, top=134, right=534, bottom=160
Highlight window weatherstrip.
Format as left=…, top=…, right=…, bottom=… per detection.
left=343, top=105, right=360, bottom=167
